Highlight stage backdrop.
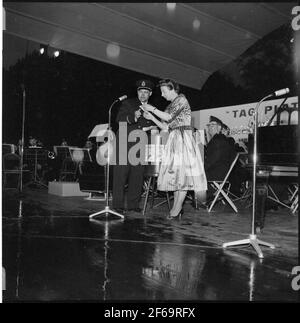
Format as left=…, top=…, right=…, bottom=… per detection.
left=192, top=96, right=298, bottom=145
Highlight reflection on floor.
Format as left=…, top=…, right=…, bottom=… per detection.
left=2, top=188, right=299, bottom=302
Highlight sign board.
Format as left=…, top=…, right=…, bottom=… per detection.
left=191, top=96, right=298, bottom=144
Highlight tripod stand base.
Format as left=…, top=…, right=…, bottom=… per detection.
left=89, top=206, right=124, bottom=220
left=222, top=234, right=275, bottom=259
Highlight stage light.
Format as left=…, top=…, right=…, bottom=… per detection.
left=193, top=18, right=201, bottom=30
left=166, top=3, right=176, bottom=11
left=39, top=45, right=48, bottom=55
left=106, top=43, right=120, bottom=59
left=53, top=50, right=60, bottom=58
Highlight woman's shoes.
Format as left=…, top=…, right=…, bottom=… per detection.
left=167, top=209, right=184, bottom=220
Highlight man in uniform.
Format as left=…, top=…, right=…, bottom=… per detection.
left=112, top=79, right=156, bottom=214
left=204, top=116, right=236, bottom=202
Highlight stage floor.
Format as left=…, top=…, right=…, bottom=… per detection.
left=2, top=187, right=299, bottom=302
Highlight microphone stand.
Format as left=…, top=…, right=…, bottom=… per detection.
left=89, top=99, right=124, bottom=220
left=19, top=85, right=26, bottom=193
left=222, top=93, right=275, bottom=259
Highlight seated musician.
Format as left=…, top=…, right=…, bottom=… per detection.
left=220, top=122, right=248, bottom=196
left=204, top=116, right=237, bottom=201
left=205, top=116, right=236, bottom=180
left=28, top=136, right=44, bottom=148
left=61, top=138, right=68, bottom=146
left=221, top=123, right=235, bottom=148
left=221, top=123, right=246, bottom=153
left=84, top=138, right=97, bottom=162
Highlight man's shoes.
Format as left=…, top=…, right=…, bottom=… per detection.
left=128, top=207, right=142, bottom=213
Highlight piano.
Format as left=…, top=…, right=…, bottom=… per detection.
left=246, top=124, right=298, bottom=232
left=248, top=124, right=298, bottom=174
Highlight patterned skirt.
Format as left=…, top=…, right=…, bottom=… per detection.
left=157, top=126, right=207, bottom=192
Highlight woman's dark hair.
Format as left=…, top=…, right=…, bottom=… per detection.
left=158, top=79, right=180, bottom=93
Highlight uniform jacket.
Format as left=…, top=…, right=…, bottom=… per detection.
left=205, top=133, right=236, bottom=181
left=115, top=97, right=155, bottom=158
left=116, top=97, right=155, bottom=133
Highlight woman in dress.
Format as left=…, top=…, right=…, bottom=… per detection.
left=142, top=79, right=207, bottom=219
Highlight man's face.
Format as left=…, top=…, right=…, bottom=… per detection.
left=137, top=89, right=152, bottom=103
left=222, top=128, right=229, bottom=136
left=207, top=122, right=221, bottom=137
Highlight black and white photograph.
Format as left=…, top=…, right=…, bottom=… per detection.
left=1, top=2, right=299, bottom=304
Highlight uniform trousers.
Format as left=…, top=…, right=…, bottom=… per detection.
left=112, top=163, right=145, bottom=209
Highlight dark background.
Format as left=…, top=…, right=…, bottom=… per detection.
left=2, top=22, right=298, bottom=149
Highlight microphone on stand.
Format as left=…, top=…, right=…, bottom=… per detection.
left=117, top=95, right=127, bottom=102
left=271, top=88, right=290, bottom=97
left=89, top=95, right=127, bottom=220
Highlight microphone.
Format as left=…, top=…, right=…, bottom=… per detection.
left=272, top=88, right=289, bottom=97
left=117, top=95, right=127, bottom=101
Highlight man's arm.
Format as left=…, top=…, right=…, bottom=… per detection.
left=116, top=100, right=136, bottom=124
left=205, top=138, right=223, bottom=172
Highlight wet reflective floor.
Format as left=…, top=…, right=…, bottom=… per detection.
left=2, top=189, right=299, bottom=302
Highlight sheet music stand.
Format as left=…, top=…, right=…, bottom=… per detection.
left=53, top=146, right=73, bottom=161
left=2, top=143, right=17, bottom=155
left=69, top=147, right=92, bottom=180
left=24, top=147, right=48, bottom=188
left=54, top=146, right=78, bottom=181
left=69, top=147, right=92, bottom=163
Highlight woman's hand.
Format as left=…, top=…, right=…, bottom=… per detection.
left=134, top=109, right=142, bottom=121
left=143, top=111, right=153, bottom=120
left=141, top=103, right=156, bottom=112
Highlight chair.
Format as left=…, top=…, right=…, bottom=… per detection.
left=207, top=153, right=240, bottom=213
left=288, top=183, right=298, bottom=214
left=59, top=157, right=79, bottom=181
left=142, top=164, right=171, bottom=216
left=2, top=153, right=22, bottom=189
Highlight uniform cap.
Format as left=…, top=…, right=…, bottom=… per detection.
left=221, top=123, right=229, bottom=131
left=136, top=79, right=154, bottom=91
left=209, top=116, right=223, bottom=126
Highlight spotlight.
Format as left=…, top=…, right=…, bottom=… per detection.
left=53, top=50, right=60, bottom=58
left=193, top=18, right=201, bottom=30
left=106, top=43, right=120, bottom=59
left=166, top=3, right=176, bottom=11
left=39, top=45, right=47, bottom=55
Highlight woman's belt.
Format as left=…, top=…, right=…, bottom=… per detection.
left=170, top=125, right=193, bottom=132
